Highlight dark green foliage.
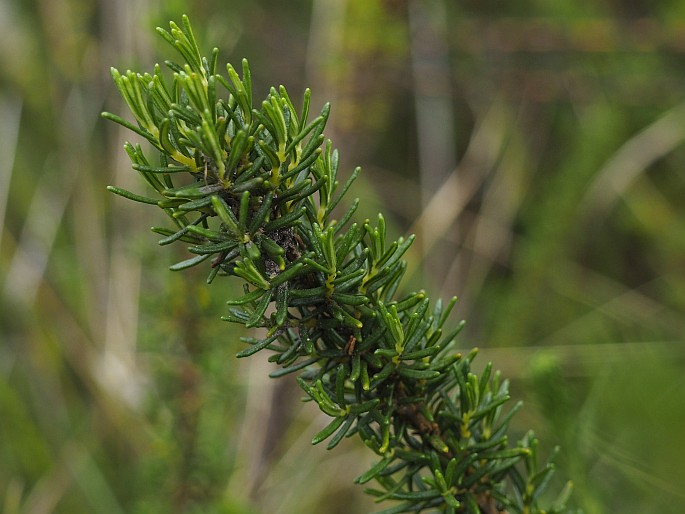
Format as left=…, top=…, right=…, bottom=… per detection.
left=105, top=16, right=572, bottom=513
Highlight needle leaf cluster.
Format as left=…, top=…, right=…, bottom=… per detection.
left=104, top=16, right=572, bottom=513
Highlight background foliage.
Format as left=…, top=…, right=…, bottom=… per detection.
left=1, top=1, right=685, bottom=513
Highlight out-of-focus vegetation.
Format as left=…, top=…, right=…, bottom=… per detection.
left=1, top=1, right=684, bottom=513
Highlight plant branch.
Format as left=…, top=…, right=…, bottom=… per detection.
left=104, top=16, right=572, bottom=514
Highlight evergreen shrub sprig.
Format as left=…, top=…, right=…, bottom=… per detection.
left=104, top=16, right=572, bottom=513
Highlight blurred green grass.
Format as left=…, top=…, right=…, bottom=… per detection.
left=2, top=1, right=685, bottom=512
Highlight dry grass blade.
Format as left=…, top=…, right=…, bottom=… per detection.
left=405, top=99, right=512, bottom=284
left=0, top=96, right=21, bottom=258
left=580, top=102, right=685, bottom=220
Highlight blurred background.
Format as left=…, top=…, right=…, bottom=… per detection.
left=2, top=0, right=685, bottom=512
